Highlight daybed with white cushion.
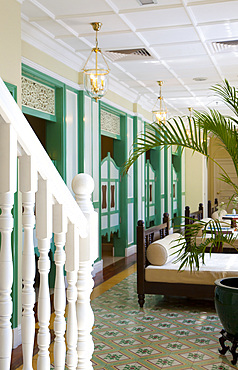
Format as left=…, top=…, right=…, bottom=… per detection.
left=137, top=215, right=238, bottom=308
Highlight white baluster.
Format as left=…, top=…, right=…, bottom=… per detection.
left=65, top=222, right=79, bottom=370
left=0, top=123, right=17, bottom=369
left=19, top=155, right=37, bottom=370
left=72, top=174, right=98, bottom=370
left=35, top=178, right=52, bottom=369
left=53, top=203, right=67, bottom=370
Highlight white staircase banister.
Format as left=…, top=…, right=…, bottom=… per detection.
left=0, top=76, right=98, bottom=369
left=0, top=78, right=87, bottom=238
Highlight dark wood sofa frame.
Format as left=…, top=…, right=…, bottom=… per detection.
left=208, top=198, right=218, bottom=218
left=137, top=213, right=216, bottom=308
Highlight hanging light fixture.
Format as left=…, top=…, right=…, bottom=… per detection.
left=152, top=81, right=167, bottom=124
left=82, top=22, right=110, bottom=102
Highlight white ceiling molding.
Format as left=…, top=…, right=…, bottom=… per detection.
left=21, top=20, right=83, bottom=71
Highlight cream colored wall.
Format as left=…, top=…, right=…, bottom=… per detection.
left=0, top=0, right=21, bottom=104
left=185, top=149, right=204, bottom=212
left=133, top=103, right=153, bottom=121
left=208, top=137, right=230, bottom=202
left=22, top=41, right=79, bottom=84
left=106, top=90, right=134, bottom=112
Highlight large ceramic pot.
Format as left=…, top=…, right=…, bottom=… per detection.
left=215, top=277, right=238, bottom=338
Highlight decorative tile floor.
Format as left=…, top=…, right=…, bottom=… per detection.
left=91, top=273, right=237, bottom=369
left=16, top=267, right=237, bottom=370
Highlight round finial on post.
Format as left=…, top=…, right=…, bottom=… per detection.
left=72, top=174, right=94, bottom=213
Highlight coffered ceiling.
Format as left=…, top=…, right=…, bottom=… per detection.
left=20, top=0, right=238, bottom=117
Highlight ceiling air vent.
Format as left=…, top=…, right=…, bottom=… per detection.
left=104, top=48, right=153, bottom=62
left=137, top=0, right=158, bottom=5
left=211, top=40, right=238, bottom=53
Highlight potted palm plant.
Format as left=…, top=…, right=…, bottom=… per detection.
left=125, top=79, right=238, bottom=363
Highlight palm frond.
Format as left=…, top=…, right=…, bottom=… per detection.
left=172, top=219, right=238, bottom=271
left=124, top=116, right=209, bottom=173
left=211, top=79, right=238, bottom=116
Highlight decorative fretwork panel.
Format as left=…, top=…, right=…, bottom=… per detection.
left=101, top=109, right=120, bottom=136
left=21, top=76, right=55, bottom=115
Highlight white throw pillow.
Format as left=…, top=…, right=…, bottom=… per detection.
left=212, top=210, right=227, bottom=220
left=147, top=233, right=185, bottom=266
left=193, top=218, right=213, bottom=237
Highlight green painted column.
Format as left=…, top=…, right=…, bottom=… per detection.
left=113, top=114, right=128, bottom=257
left=133, top=116, right=139, bottom=237
left=78, top=90, right=85, bottom=173
left=150, top=147, right=162, bottom=225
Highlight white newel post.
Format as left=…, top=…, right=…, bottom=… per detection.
left=53, top=204, right=67, bottom=370
left=19, top=155, right=37, bottom=370
left=72, top=174, right=98, bottom=370
left=0, top=123, right=17, bottom=369
left=35, top=178, right=52, bottom=369
left=65, top=223, right=79, bottom=370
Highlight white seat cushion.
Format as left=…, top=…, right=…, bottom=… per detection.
left=145, top=253, right=238, bottom=285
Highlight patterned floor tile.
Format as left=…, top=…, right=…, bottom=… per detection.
left=112, top=338, right=143, bottom=347
left=187, top=338, right=217, bottom=347
left=95, top=351, right=131, bottom=363
left=194, top=325, right=220, bottom=333
left=91, top=272, right=237, bottom=370
left=111, top=319, right=137, bottom=326
left=140, top=333, right=171, bottom=342
left=169, top=329, right=198, bottom=336
left=125, top=325, right=153, bottom=334
left=128, top=345, right=162, bottom=357
left=94, top=342, right=114, bottom=351
left=147, top=355, right=183, bottom=368
left=159, top=341, right=191, bottom=351
left=96, top=329, right=125, bottom=338
left=151, top=321, right=179, bottom=329
left=179, top=350, right=213, bottom=362
left=113, top=362, right=152, bottom=370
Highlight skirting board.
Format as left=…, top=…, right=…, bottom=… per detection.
left=13, top=325, right=22, bottom=349
left=92, top=259, right=103, bottom=276
left=125, top=244, right=136, bottom=257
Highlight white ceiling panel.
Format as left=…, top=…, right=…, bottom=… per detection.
left=62, top=14, right=130, bottom=35
left=140, top=26, right=199, bottom=45
left=167, top=96, right=205, bottom=108
left=213, top=51, right=238, bottom=67
left=153, top=41, right=207, bottom=58
left=109, top=0, right=181, bottom=11
left=186, top=81, right=222, bottom=91
left=190, top=1, right=238, bottom=24
left=21, top=0, right=48, bottom=19
left=200, top=21, right=238, bottom=41
left=171, top=65, right=220, bottom=79
left=83, top=32, right=143, bottom=50
left=35, top=0, right=112, bottom=17
left=163, top=90, right=192, bottom=98
left=124, top=7, right=192, bottom=29
left=115, top=60, right=174, bottom=80
left=32, top=19, right=72, bottom=37
left=59, top=36, right=90, bottom=51
left=166, top=54, right=214, bottom=67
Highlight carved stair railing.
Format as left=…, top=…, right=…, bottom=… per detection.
left=0, top=78, right=98, bottom=370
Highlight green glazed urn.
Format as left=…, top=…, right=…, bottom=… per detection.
left=215, top=277, right=238, bottom=338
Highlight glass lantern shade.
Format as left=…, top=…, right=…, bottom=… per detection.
left=82, top=23, right=110, bottom=102
left=152, top=109, right=167, bottom=123
left=83, top=67, right=109, bottom=101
